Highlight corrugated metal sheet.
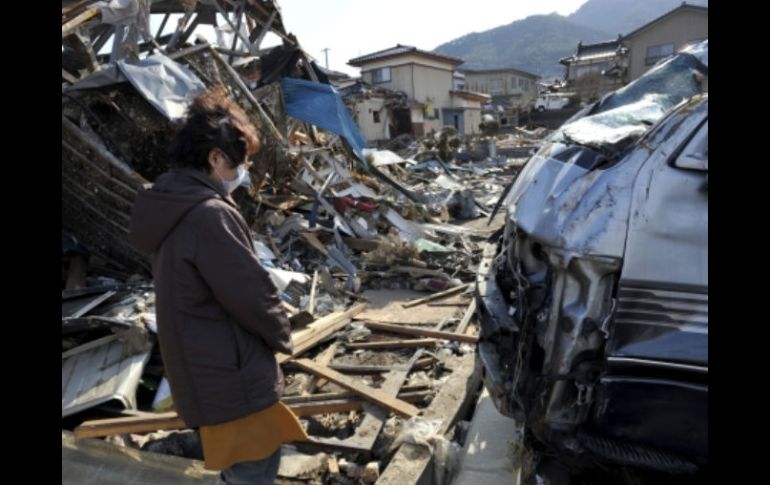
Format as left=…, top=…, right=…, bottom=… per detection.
left=62, top=334, right=151, bottom=417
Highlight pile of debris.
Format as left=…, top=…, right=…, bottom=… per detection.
left=61, top=1, right=549, bottom=484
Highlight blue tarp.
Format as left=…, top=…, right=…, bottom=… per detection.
left=281, top=77, right=366, bottom=161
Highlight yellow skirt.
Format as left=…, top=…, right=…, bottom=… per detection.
left=199, top=401, right=308, bottom=470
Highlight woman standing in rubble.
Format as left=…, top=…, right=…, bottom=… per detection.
left=129, top=86, right=307, bottom=484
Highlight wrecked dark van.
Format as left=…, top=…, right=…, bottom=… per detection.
left=476, top=41, right=708, bottom=477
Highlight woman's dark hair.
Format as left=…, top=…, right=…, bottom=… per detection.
left=169, top=86, right=260, bottom=171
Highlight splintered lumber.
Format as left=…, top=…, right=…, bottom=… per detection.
left=278, top=303, right=367, bottom=364
left=345, top=338, right=441, bottom=350
left=363, top=321, right=478, bottom=344
left=401, top=283, right=471, bottom=308
left=292, top=359, right=420, bottom=418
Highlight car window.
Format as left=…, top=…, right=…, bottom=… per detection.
left=673, top=120, right=708, bottom=171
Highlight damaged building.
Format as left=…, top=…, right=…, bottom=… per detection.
left=459, top=67, right=540, bottom=128
left=346, top=45, right=489, bottom=141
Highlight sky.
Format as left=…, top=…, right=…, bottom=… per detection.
left=136, top=1, right=588, bottom=76
left=277, top=0, right=589, bottom=76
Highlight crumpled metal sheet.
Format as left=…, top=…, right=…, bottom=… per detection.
left=65, top=53, right=206, bottom=121
left=61, top=332, right=151, bottom=417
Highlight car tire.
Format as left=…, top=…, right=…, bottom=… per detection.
left=537, top=106, right=545, bottom=112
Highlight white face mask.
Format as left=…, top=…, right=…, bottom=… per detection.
left=218, top=164, right=248, bottom=194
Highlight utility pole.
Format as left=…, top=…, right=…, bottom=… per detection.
left=321, top=48, right=330, bottom=69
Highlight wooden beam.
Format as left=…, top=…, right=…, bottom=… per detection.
left=290, top=391, right=430, bottom=418
left=62, top=68, right=79, bottom=85
left=283, top=386, right=430, bottom=405
left=307, top=270, right=319, bottom=316
left=277, top=302, right=367, bottom=364
left=342, top=237, right=380, bottom=252
left=303, top=341, right=337, bottom=395
left=249, top=8, right=277, bottom=49
left=62, top=7, right=99, bottom=38
left=455, top=299, right=477, bottom=335
left=74, top=413, right=185, bottom=439
left=292, top=359, right=420, bottom=418
left=345, top=338, right=441, bottom=350
left=401, top=283, right=471, bottom=308
left=363, top=321, right=479, bottom=344
left=300, top=232, right=329, bottom=256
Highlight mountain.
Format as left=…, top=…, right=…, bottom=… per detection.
left=434, top=13, right=611, bottom=78
left=433, top=0, right=709, bottom=78
left=568, top=0, right=708, bottom=37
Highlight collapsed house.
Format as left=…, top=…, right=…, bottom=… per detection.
left=61, top=1, right=550, bottom=484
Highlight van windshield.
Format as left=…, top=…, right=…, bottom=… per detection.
left=552, top=41, right=708, bottom=154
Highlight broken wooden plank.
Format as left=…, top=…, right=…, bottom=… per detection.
left=278, top=302, right=367, bottom=364
left=414, top=356, right=436, bottom=370
left=341, top=349, right=424, bottom=451
left=284, top=386, right=430, bottom=405
left=455, top=299, right=477, bottom=335
left=300, top=232, right=329, bottom=256
left=401, top=282, right=472, bottom=308
left=62, top=7, right=99, bottom=38
left=281, top=300, right=299, bottom=314
left=345, top=338, right=441, bottom=350
left=307, top=270, right=319, bottom=315
left=342, top=237, right=380, bottom=252
left=259, top=194, right=310, bottom=211
left=62, top=68, right=79, bottom=84
left=363, top=321, right=479, bottom=344
left=325, top=364, right=398, bottom=374
left=290, top=391, right=430, bottom=418
left=292, top=359, right=420, bottom=418
left=378, top=350, right=482, bottom=485
left=74, top=412, right=185, bottom=439
left=303, top=341, right=337, bottom=395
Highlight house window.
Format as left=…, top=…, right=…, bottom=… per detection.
left=373, top=111, right=380, bottom=123
left=518, top=78, right=524, bottom=89
left=434, top=108, right=440, bottom=119
left=645, top=43, right=674, bottom=65
left=490, top=79, right=504, bottom=95
left=575, top=63, right=607, bottom=78
left=372, top=67, right=391, bottom=84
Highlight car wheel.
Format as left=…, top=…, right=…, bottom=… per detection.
left=537, top=106, right=545, bottom=112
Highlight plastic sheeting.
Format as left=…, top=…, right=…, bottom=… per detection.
left=282, top=77, right=366, bottom=161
